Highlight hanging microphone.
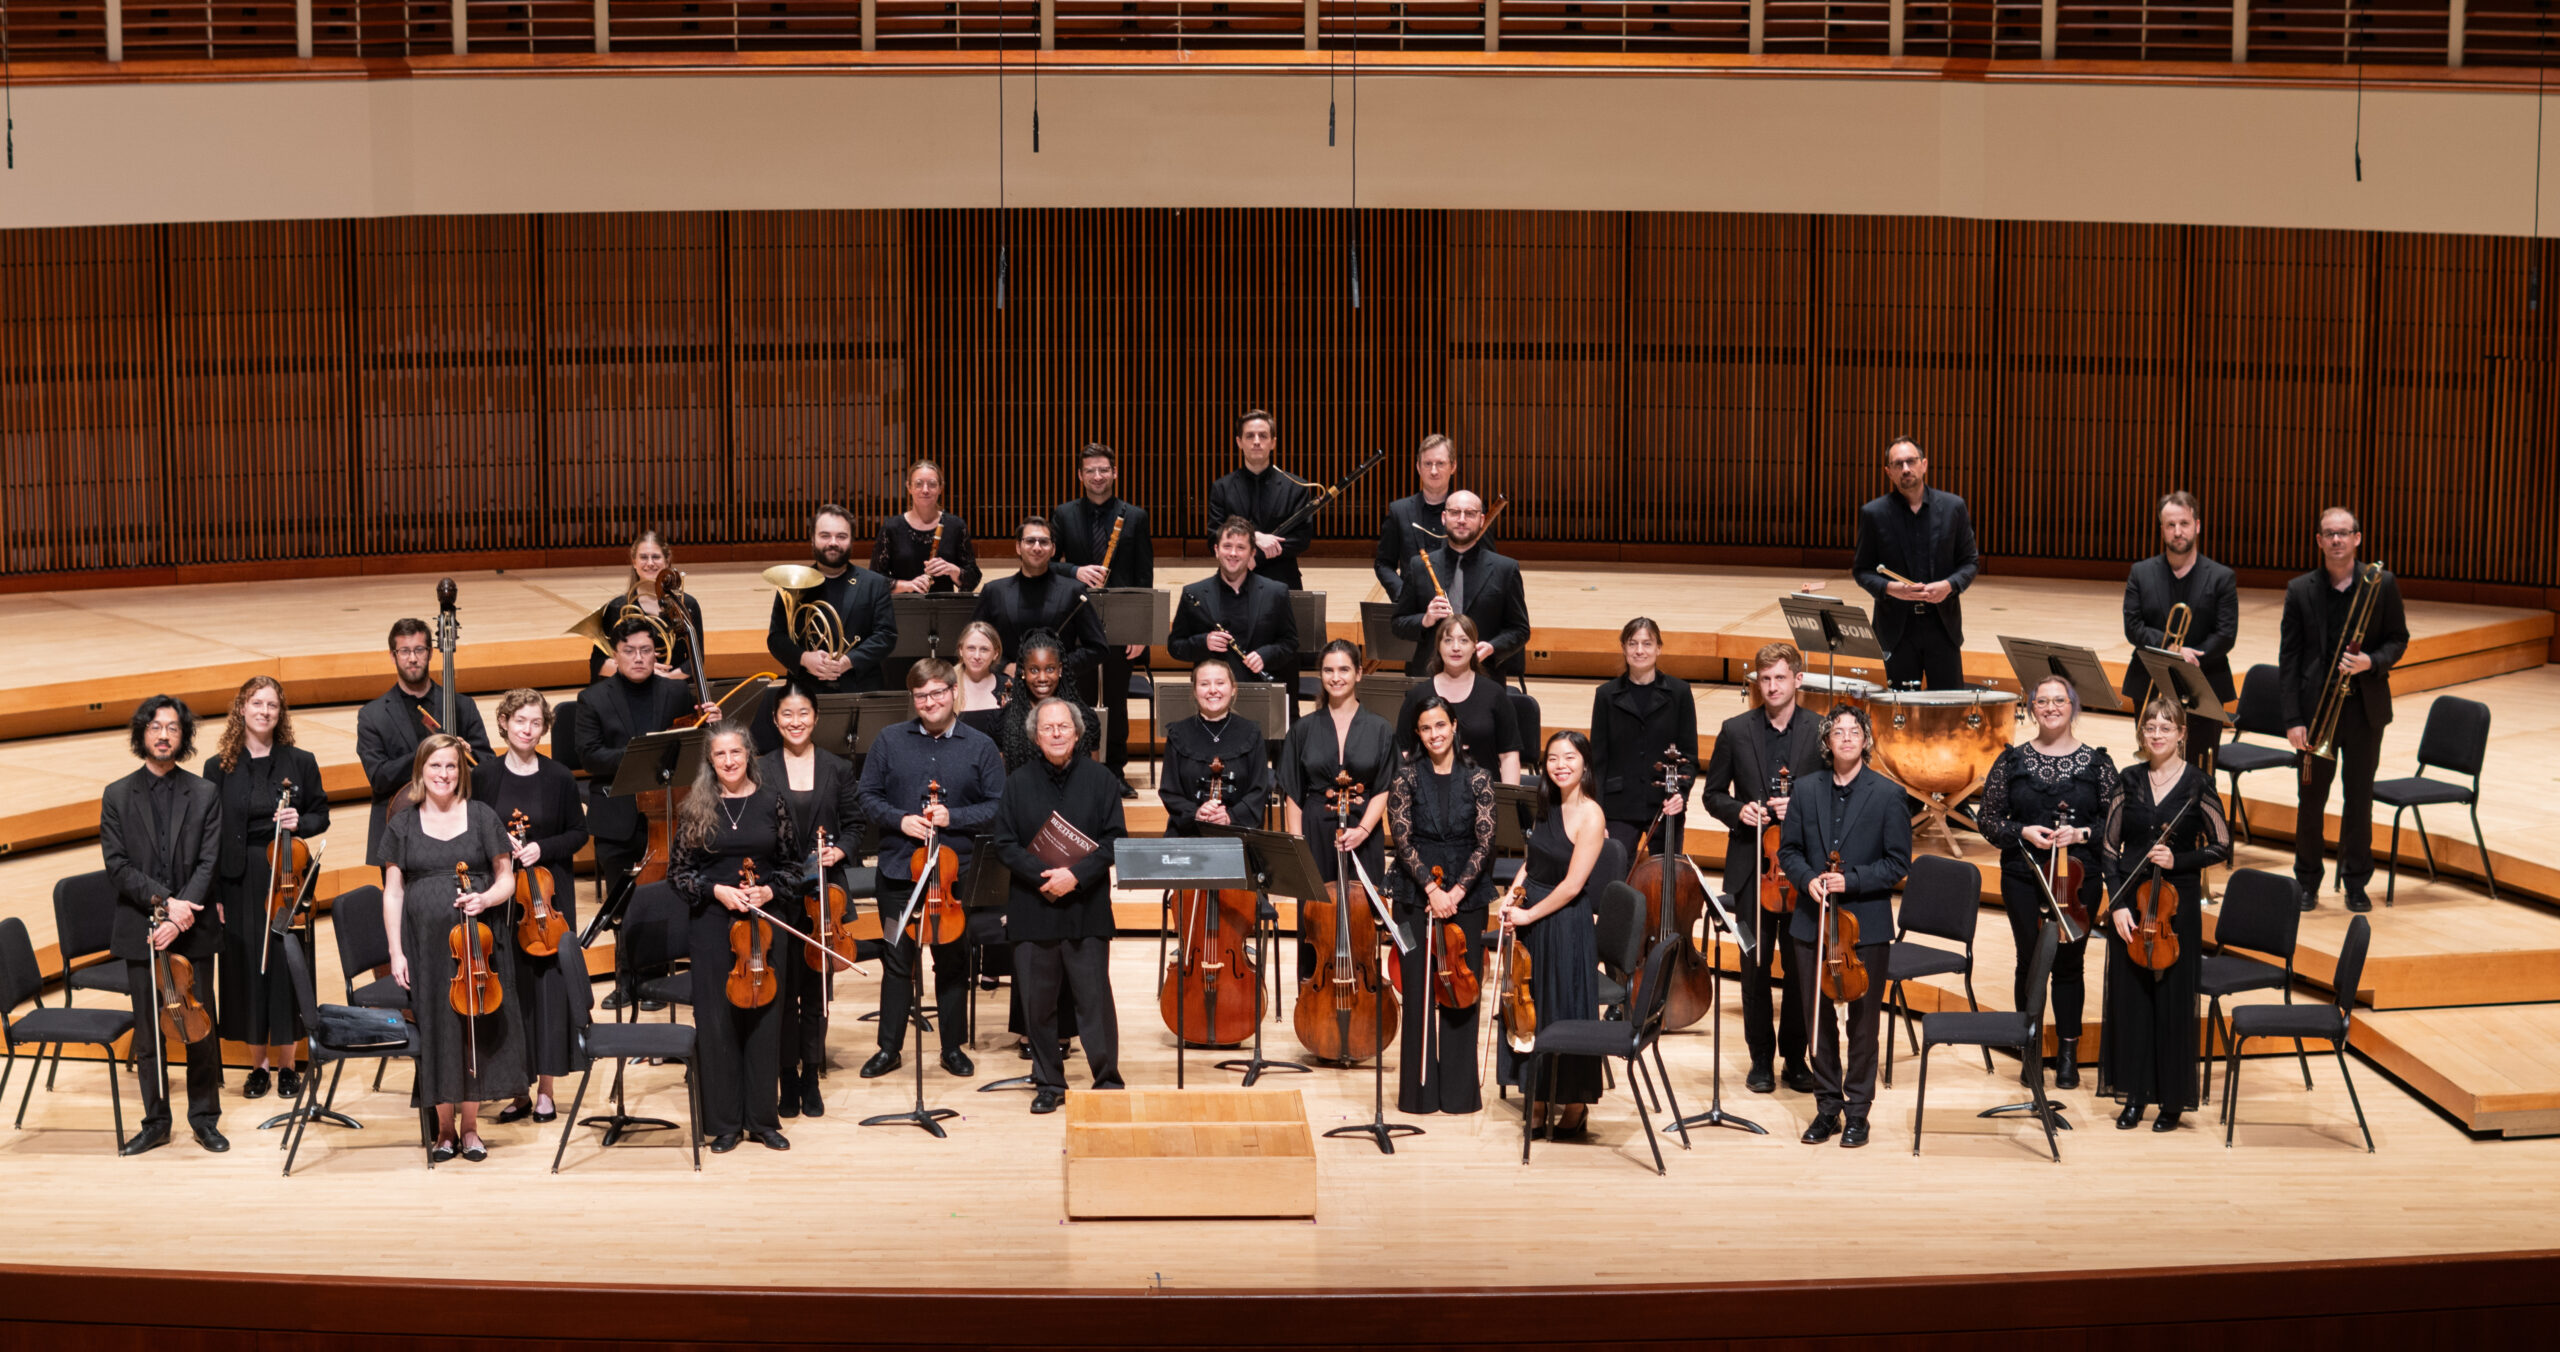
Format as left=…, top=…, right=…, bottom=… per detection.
left=997, top=243, right=1009, bottom=311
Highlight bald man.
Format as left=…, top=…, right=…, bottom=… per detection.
left=1388, top=489, right=1533, bottom=679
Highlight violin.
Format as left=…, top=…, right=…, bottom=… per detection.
left=805, top=828, right=856, bottom=974
left=2107, top=780, right=2202, bottom=974
left=1426, top=866, right=1478, bottom=1010
left=1816, top=848, right=1868, bottom=1003
left=1488, top=877, right=1535, bottom=1067
left=726, top=858, right=782, bottom=1009
left=906, top=780, right=968, bottom=946
left=1756, top=767, right=1794, bottom=915
left=447, top=860, right=503, bottom=1074
left=259, top=777, right=315, bottom=974
left=1293, top=773, right=1396, bottom=1065
left=507, top=809, right=569, bottom=958
left=1627, top=744, right=1714, bottom=1029
left=2035, top=806, right=2092, bottom=944
left=1160, top=758, right=1263, bottom=1047
left=145, top=900, right=214, bottom=1048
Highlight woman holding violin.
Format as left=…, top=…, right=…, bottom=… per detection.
left=670, top=723, right=803, bottom=1153
left=1394, top=616, right=1522, bottom=784
left=1587, top=618, right=1699, bottom=860
left=1387, top=696, right=1496, bottom=1115
left=1778, top=705, right=1909, bottom=1150
left=1976, top=674, right=2119, bottom=1090
left=759, top=681, right=860, bottom=1119
left=471, top=689, right=591, bottom=1126
left=875, top=459, right=982, bottom=596
left=203, top=676, right=329, bottom=1102
left=1496, top=730, right=1609, bottom=1135
left=2099, top=695, right=2231, bottom=1132
left=590, top=528, right=704, bottom=682
left=381, top=733, right=521, bottom=1163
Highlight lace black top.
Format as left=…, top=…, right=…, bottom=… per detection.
left=1388, top=759, right=1496, bottom=903
left=1977, top=741, right=2119, bottom=876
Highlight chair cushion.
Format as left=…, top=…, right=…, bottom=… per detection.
left=12, top=1006, right=135, bottom=1046
left=2228, top=1003, right=2346, bottom=1042
left=637, top=975, right=694, bottom=1007
left=1528, top=1018, right=1637, bottom=1058
left=841, top=865, right=879, bottom=901
left=1887, top=941, right=1968, bottom=982
left=65, top=963, right=133, bottom=997
left=1596, top=975, right=1630, bottom=1008
left=2199, top=953, right=2287, bottom=998
left=349, top=976, right=408, bottom=1011
left=316, top=1004, right=415, bottom=1052
left=2371, top=776, right=2472, bottom=808
left=1920, top=1010, right=2033, bottom=1048
left=2216, top=743, right=2297, bottom=774
left=587, top=1021, right=698, bottom=1059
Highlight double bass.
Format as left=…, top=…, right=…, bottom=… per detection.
left=1628, top=745, right=1714, bottom=1029
left=447, top=860, right=503, bottom=1076
left=726, top=859, right=781, bottom=1009
left=507, top=809, right=569, bottom=958
left=1159, top=758, right=1262, bottom=1048
left=1293, top=773, right=1395, bottom=1065
left=424, top=579, right=476, bottom=766
left=259, top=778, right=316, bottom=976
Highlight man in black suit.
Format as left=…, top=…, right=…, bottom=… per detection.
left=354, top=617, right=490, bottom=872
left=1388, top=491, right=1532, bottom=678
left=1054, top=443, right=1153, bottom=789
left=1851, top=436, right=1980, bottom=690
left=1204, top=407, right=1316, bottom=591
left=1779, top=705, right=1911, bottom=1150
left=98, top=695, right=227, bottom=1155
left=576, top=618, right=721, bottom=910
left=973, top=515, right=1105, bottom=691
left=2279, top=507, right=2409, bottom=913
left=1700, top=642, right=1830, bottom=1095
left=1168, top=518, right=1299, bottom=695
left=766, top=502, right=900, bottom=695
left=1374, top=433, right=1455, bottom=602
left=2121, top=490, right=2240, bottom=773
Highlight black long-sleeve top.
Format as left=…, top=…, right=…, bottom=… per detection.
left=1778, top=766, right=1912, bottom=946
left=995, top=692, right=1101, bottom=773
left=1206, top=462, right=1316, bottom=590
left=1387, top=758, right=1496, bottom=902
left=470, top=753, right=588, bottom=900
left=765, top=564, right=899, bottom=694
left=1159, top=714, right=1271, bottom=835
left=202, top=744, right=330, bottom=882
left=355, top=681, right=491, bottom=865
left=1976, top=742, right=2120, bottom=881
left=1052, top=496, right=1154, bottom=590
left=1388, top=543, right=1533, bottom=677
left=1586, top=673, right=1698, bottom=827
left=972, top=567, right=1105, bottom=681
left=2120, top=553, right=2240, bottom=706
left=583, top=588, right=706, bottom=682
left=854, top=719, right=1007, bottom=884
left=573, top=672, right=699, bottom=845
left=2102, top=763, right=2233, bottom=892
left=990, top=754, right=1128, bottom=942
left=873, top=513, right=982, bottom=594
left=1373, top=492, right=1449, bottom=600
left=1394, top=672, right=1519, bottom=779
left=668, top=788, right=804, bottom=914
left=1167, top=572, right=1298, bottom=688
left=756, top=746, right=859, bottom=860
left=2277, top=566, right=2410, bottom=732
left=99, top=765, right=224, bottom=961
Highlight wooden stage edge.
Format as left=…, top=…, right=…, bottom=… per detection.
left=5, top=1252, right=2560, bottom=1347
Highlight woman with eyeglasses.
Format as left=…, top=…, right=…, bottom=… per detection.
left=1974, top=674, right=2118, bottom=1091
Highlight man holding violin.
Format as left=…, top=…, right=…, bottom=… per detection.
left=1700, top=643, right=1829, bottom=1097
left=1778, top=705, right=1910, bottom=1150
left=855, top=658, right=1007, bottom=1080
left=99, top=696, right=228, bottom=1156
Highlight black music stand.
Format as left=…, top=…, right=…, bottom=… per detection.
left=581, top=726, right=705, bottom=947
left=1197, top=824, right=1324, bottom=1086
left=1356, top=672, right=1416, bottom=724
left=835, top=692, right=918, bottom=760
left=1359, top=601, right=1404, bottom=673
left=1287, top=589, right=1327, bottom=706
left=258, top=886, right=362, bottom=1134
left=859, top=848, right=969, bottom=1139
left=1118, top=837, right=1252, bottom=1089
left=1996, top=636, right=2125, bottom=716
left=1779, top=593, right=1888, bottom=691
left=962, top=856, right=1043, bottom=1095
left=1324, top=850, right=1422, bottom=1154
left=1672, top=879, right=1767, bottom=1138
left=1092, top=587, right=1171, bottom=778
left=891, top=595, right=983, bottom=663
left=2133, top=648, right=2235, bottom=738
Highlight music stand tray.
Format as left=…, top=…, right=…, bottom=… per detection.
left=1196, top=825, right=1324, bottom=1085
left=1091, top=588, right=1172, bottom=649
left=2133, top=649, right=2236, bottom=725
left=838, top=692, right=918, bottom=759
left=1355, top=673, right=1417, bottom=724
left=890, top=595, right=984, bottom=660
left=1491, top=782, right=1547, bottom=856
left=1119, top=837, right=1255, bottom=1090
left=1778, top=593, right=1888, bottom=688
left=1287, top=589, right=1327, bottom=659
left=1359, top=602, right=1405, bottom=671
left=604, top=727, right=704, bottom=800
left=1996, top=636, right=2125, bottom=715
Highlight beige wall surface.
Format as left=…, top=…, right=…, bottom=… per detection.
left=3, top=70, right=2547, bottom=233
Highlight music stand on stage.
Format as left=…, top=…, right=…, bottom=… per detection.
left=1779, top=593, right=1888, bottom=691
left=1997, top=636, right=2125, bottom=717
left=580, top=726, right=706, bottom=947
left=1117, top=837, right=1253, bottom=1089
left=965, top=856, right=1044, bottom=1095
left=2134, top=647, right=2236, bottom=742
left=1092, top=587, right=1171, bottom=778
left=1671, top=881, right=1767, bottom=1138
left=859, top=846, right=978, bottom=1140
left=1196, top=824, right=1326, bottom=1086
left=891, top=595, right=983, bottom=662
left=821, top=691, right=916, bottom=760
left=1325, top=850, right=1422, bottom=1155
left=1356, top=673, right=1416, bottom=725
left=1359, top=601, right=1404, bottom=672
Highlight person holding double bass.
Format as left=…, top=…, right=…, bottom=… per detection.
left=473, top=689, right=590, bottom=1127
left=670, top=723, right=804, bottom=1153
left=1975, top=675, right=2117, bottom=1092
left=100, top=696, right=227, bottom=1156
left=1387, top=696, right=1496, bottom=1117
left=988, top=698, right=1130, bottom=1114
left=1779, top=705, right=1910, bottom=1150
left=355, top=617, right=490, bottom=874
left=1698, top=641, right=1827, bottom=1095
left=757, top=683, right=860, bottom=1119
left=203, top=676, right=328, bottom=1103
left=2100, top=696, right=2232, bottom=1133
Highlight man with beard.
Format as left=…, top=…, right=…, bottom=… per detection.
left=973, top=515, right=1105, bottom=692
left=1851, top=435, right=1979, bottom=692
left=99, top=695, right=228, bottom=1155
left=767, top=502, right=900, bottom=694
left=1388, top=490, right=1532, bottom=679
left=355, top=617, right=491, bottom=872
left=2121, top=490, right=2239, bottom=774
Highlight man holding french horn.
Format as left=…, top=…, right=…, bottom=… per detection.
left=765, top=503, right=901, bottom=696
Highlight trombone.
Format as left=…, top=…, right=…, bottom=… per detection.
left=2305, top=560, right=2387, bottom=767
left=765, top=564, right=851, bottom=656
left=2162, top=602, right=2192, bottom=652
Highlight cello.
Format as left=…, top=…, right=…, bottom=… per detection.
left=1159, top=758, right=1263, bottom=1048
left=259, top=778, right=316, bottom=976
left=447, top=860, right=503, bottom=1076
left=1628, top=744, right=1715, bottom=1030
left=506, top=809, right=569, bottom=958
left=1293, top=773, right=1396, bottom=1065
left=726, top=858, right=781, bottom=1009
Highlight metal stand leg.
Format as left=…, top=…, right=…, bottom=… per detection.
left=1674, top=924, right=1764, bottom=1137
left=1323, top=929, right=1421, bottom=1155
left=862, top=942, right=958, bottom=1138
left=1215, top=889, right=1310, bottom=1086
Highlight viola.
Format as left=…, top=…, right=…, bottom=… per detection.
left=2109, top=778, right=2202, bottom=974
left=1756, top=766, right=1794, bottom=915
left=906, top=780, right=968, bottom=946
left=805, top=828, right=855, bottom=974
left=260, top=777, right=315, bottom=974
left=726, top=858, right=782, bottom=1009
left=447, top=861, right=503, bottom=1075
left=1627, top=744, right=1714, bottom=1029
left=1426, top=866, right=1479, bottom=1010
left=1816, top=848, right=1868, bottom=1003
left=146, top=900, right=214, bottom=1048
left=1293, top=773, right=1396, bottom=1065
left=507, top=809, right=568, bottom=958
left=2036, top=806, right=2092, bottom=945
left=1160, top=757, right=1263, bottom=1047
left=1490, top=877, right=1535, bottom=1057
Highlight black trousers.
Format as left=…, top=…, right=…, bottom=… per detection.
left=1016, top=937, right=1122, bottom=1092
left=773, top=930, right=830, bottom=1089
left=876, top=919, right=971, bottom=1056
left=687, top=908, right=783, bottom=1138
left=1738, top=909, right=1808, bottom=1071
left=2296, top=700, right=2385, bottom=896
left=1394, top=906, right=1484, bottom=1115
left=1882, top=609, right=1965, bottom=690
left=1094, top=649, right=1135, bottom=772
left=1792, top=937, right=1887, bottom=1118
left=128, top=957, right=222, bottom=1132
left=2000, top=865, right=2095, bottom=1038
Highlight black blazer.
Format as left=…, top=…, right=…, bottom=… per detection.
left=765, top=565, right=899, bottom=695
left=354, top=682, right=491, bottom=865
left=2120, top=553, right=2240, bottom=706
left=573, top=674, right=700, bottom=844
left=1851, top=488, right=1981, bottom=648
left=971, top=570, right=1105, bottom=680
left=1778, top=767, right=1911, bottom=948
left=202, top=745, right=329, bottom=882
left=1373, top=493, right=1449, bottom=600
left=99, top=766, right=223, bottom=962
left=1205, top=463, right=1316, bottom=590
left=1586, top=675, right=1699, bottom=826
left=1052, top=496, right=1154, bottom=590
left=990, top=755, right=1127, bottom=942
left=1700, top=705, right=1831, bottom=906
left=1388, top=544, right=1532, bottom=678
left=1168, top=573, right=1298, bottom=689
left=2278, top=566, right=2409, bottom=733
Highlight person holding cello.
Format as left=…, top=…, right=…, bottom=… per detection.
left=1495, top=730, right=1610, bottom=1136
left=1387, top=696, right=1497, bottom=1116
left=472, top=689, right=590, bottom=1127
left=670, top=723, right=804, bottom=1153
left=759, top=682, right=860, bottom=1119
left=100, top=695, right=227, bottom=1156
left=1779, top=705, right=1909, bottom=1149
left=855, top=658, right=1008, bottom=1081
left=1975, top=674, right=2118, bottom=1091
left=2099, top=695, right=2231, bottom=1132
left=1279, top=641, right=1396, bottom=965
left=1700, top=642, right=1827, bottom=1095
left=989, top=698, right=1130, bottom=1114
left=380, top=733, right=520, bottom=1163
left=203, top=676, right=329, bottom=1104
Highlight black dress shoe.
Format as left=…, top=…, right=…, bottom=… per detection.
left=708, top=1132, right=742, bottom=1153
left=2116, top=1100, right=2146, bottom=1130
left=941, top=1048, right=976, bottom=1077
left=494, top=1099, right=534, bottom=1124
left=777, top=1077, right=802, bottom=1119
left=1746, top=1065, right=1777, bottom=1094
left=241, top=1068, right=272, bottom=1101
left=191, top=1124, right=230, bottom=1153
left=276, top=1067, right=303, bottom=1100
left=860, top=1050, right=902, bottom=1078
left=801, top=1083, right=825, bottom=1118
left=459, top=1138, right=488, bottom=1163
left=2153, top=1109, right=2183, bottom=1132
left=119, top=1124, right=171, bottom=1157
left=601, top=989, right=629, bottom=1011
left=429, top=1138, right=459, bottom=1164
left=1800, top=1112, right=1840, bottom=1145
left=751, top=1128, right=792, bottom=1151
left=1781, top=1064, right=1820, bottom=1094
left=1017, top=1041, right=1035, bottom=1060
left=639, top=998, right=667, bottom=1013
left=2346, top=890, right=2373, bottom=913
left=532, top=1103, right=557, bottom=1124
left=2298, top=885, right=2319, bottom=913
left=1839, top=1117, right=1870, bottom=1149
left=1032, top=1087, right=1066, bottom=1114
left=1117, top=777, right=1139, bottom=801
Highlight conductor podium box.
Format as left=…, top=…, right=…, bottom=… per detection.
left=1062, top=1089, right=1316, bottom=1220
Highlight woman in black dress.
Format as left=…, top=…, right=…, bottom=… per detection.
left=1587, top=617, right=1698, bottom=860
left=670, top=723, right=804, bottom=1154
left=203, top=676, right=329, bottom=1102
left=1388, top=697, right=1495, bottom=1115
left=875, top=459, right=982, bottom=596
left=1394, top=616, right=1521, bottom=784
left=381, top=733, right=521, bottom=1163
left=758, top=684, right=858, bottom=1120
left=995, top=631, right=1098, bottom=773
left=2101, top=696, right=2231, bottom=1132
left=1281, top=640, right=1395, bottom=887
left=1160, top=657, right=1271, bottom=837
left=1975, top=675, right=2117, bottom=1090
left=586, top=527, right=706, bottom=683
left=473, top=689, right=591, bottom=1126
left=1496, top=730, right=1608, bottom=1134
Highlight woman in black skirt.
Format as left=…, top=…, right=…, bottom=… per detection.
left=1388, top=697, right=1494, bottom=1115
left=203, top=676, right=329, bottom=1102
left=1586, top=617, right=1698, bottom=861
left=669, top=723, right=805, bottom=1154
left=760, top=682, right=859, bottom=1119
left=1394, top=617, right=1521, bottom=784
left=473, top=689, right=590, bottom=1126
left=2101, top=695, right=2231, bottom=1132
left=381, top=733, right=521, bottom=1163
left=1496, top=730, right=1608, bottom=1135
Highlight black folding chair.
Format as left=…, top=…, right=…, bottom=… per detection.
left=327, top=885, right=410, bottom=1091
left=1, top=917, right=134, bottom=1151
left=2224, top=915, right=2375, bottom=1152
left=276, top=926, right=433, bottom=1176
left=2200, top=868, right=2312, bottom=1105
left=1883, top=853, right=1988, bottom=1087
left=1519, top=935, right=1691, bottom=1174
left=2214, top=665, right=2299, bottom=844
left=46, top=871, right=136, bottom=1086
left=553, top=883, right=702, bottom=1171
left=2373, top=695, right=2498, bottom=906
left=1913, top=922, right=2061, bottom=1162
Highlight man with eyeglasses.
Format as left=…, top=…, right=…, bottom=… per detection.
left=355, top=616, right=492, bottom=873
left=1850, top=436, right=1979, bottom=691
left=1388, top=489, right=1532, bottom=680
left=855, top=658, right=1008, bottom=1079
left=2279, top=507, right=2408, bottom=914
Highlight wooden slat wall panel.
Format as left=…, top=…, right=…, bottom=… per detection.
left=1447, top=210, right=1622, bottom=547
left=0, top=226, right=165, bottom=574
left=730, top=210, right=908, bottom=540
